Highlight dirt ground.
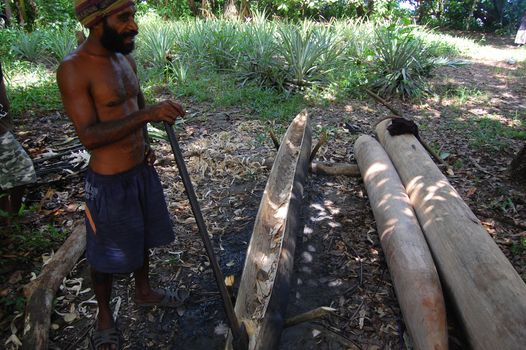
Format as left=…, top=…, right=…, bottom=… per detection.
left=1, top=34, right=525, bottom=350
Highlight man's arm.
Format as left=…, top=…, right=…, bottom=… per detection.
left=57, top=59, right=183, bottom=151
left=125, top=55, right=153, bottom=160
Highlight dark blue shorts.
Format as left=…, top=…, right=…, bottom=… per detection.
left=84, top=162, right=174, bottom=273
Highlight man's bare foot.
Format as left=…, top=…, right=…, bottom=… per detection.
left=134, top=288, right=189, bottom=307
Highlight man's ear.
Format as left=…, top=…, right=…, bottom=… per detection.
left=90, top=21, right=105, bottom=36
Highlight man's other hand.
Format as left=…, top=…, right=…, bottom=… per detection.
left=149, top=101, right=185, bottom=124
left=145, top=147, right=156, bottom=166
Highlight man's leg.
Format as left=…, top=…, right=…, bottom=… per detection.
left=91, top=269, right=116, bottom=332
left=0, top=186, right=24, bottom=225
left=133, top=250, right=163, bottom=303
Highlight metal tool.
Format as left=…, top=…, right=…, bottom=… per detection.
left=163, top=122, right=249, bottom=350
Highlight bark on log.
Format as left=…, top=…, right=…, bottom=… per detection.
left=376, top=120, right=526, bottom=350
left=22, top=224, right=86, bottom=350
left=355, top=135, right=447, bottom=350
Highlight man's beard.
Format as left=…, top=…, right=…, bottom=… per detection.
left=100, top=20, right=138, bottom=54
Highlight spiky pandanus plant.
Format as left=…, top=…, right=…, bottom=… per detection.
left=46, top=28, right=76, bottom=63
left=235, top=18, right=282, bottom=87
left=12, top=30, right=46, bottom=63
left=372, top=25, right=431, bottom=99
left=277, top=21, right=345, bottom=89
left=137, top=19, right=177, bottom=71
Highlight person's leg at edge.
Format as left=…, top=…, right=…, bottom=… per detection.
left=91, top=269, right=117, bottom=350
left=134, top=249, right=164, bottom=304
left=0, top=186, right=24, bottom=225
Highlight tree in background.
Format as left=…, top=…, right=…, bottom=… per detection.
left=409, top=0, right=526, bottom=31
left=224, top=0, right=238, bottom=18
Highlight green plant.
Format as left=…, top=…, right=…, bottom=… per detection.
left=371, top=24, right=431, bottom=99
left=511, top=238, right=526, bottom=256
left=12, top=30, right=47, bottom=63
left=277, top=21, right=344, bottom=88
left=137, top=21, right=177, bottom=70
left=45, top=27, right=76, bottom=62
left=235, top=20, right=282, bottom=87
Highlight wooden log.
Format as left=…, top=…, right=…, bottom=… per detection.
left=226, top=111, right=312, bottom=350
left=22, top=224, right=86, bottom=350
left=354, top=135, right=447, bottom=350
left=309, top=162, right=360, bottom=177
left=376, top=120, right=526, bottom=349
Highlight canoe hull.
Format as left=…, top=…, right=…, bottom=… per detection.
left=226, top=111, right=311, bottom=350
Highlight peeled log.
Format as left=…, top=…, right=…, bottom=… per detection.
left=355, top=135, right=447, bottom=350
left=376, top=120, right=526, bottom=349
left=22, top=224, right=86, bottom=350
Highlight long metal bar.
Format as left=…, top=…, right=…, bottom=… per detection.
left=163, top=122, right=248, bottom=349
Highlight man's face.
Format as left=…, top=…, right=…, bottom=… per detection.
left=100, top=19, right=138, bottom=54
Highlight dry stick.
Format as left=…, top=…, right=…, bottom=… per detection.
left=284, top=307, right=337, bottom=328
left=22, top=224, right=86, bottom=350
left=268, top=129, right=280, bottom=150
left=365, top=88, right=403, bottom=117
left=365, top=88, right=451, bottom=170
left=309, top=131, right=328, bottom=163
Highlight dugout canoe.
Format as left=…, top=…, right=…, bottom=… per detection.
left=225, top=111, right=312, bottom=350
left=376, top=119, right=526, bottom=349
left=354, top=135, right=447, bottom=350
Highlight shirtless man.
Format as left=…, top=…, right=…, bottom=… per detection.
left=57, top=1, right=186, bottom=349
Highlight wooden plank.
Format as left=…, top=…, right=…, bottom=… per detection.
left=354, top=135, right=447, bottom=350
left=376, top=120, right=526, bottom=349
left=226, top=111, right=311, bottom=350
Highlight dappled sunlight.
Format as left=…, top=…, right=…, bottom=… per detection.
left=364, top=161, right=388, bottom=178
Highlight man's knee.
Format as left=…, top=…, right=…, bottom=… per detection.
left=92, top=270, right=112, bottom=284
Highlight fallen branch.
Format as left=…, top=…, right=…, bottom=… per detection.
left=285, top=307, right=336, bottom=328
left=364, top=88, right=403, bottom=117
left=309, top=162, right=360, bottom=177
left=22, top=224, right=86, bottom=350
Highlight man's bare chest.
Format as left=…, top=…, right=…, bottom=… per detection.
left=89, top=60, right=139, bottom=108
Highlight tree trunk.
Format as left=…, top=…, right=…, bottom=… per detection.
left=22, top=224, right=86, bottom=350
left=2, top=0, right=12, bottom=26
left=376, top=120, right=526, bottom=349
left=355, top=135, right=447, bottom=350
left=200, top=0, right=211, bottom=17
left=366, top=0, right=374, bottom=17
left=187, top=0, right=198, bottom=16
left=223, top=0, right=238, bottom=19
left=510, top=143, right=526, bottom=182
left=466, top=0, right=480, bottom=30
left=15, top=0, right=26, bottom=26
left=416, top=0, right=427, bottom=24
left=492, top=0, right=505, bottom=25
left=239, top=0, right=250, bottom=19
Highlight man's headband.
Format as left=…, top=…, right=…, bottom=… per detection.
left=75, top=0, right=134, bottom=28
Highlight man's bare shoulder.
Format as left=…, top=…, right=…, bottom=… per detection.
left=58, top=49, right=89, bottom=78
